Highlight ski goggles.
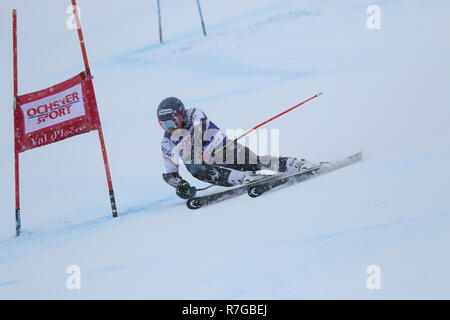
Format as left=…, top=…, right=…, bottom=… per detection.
left=158, top=114, right=183, bottom=132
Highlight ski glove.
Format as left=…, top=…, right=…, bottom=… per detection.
left=176, top=180, right=197, bottom=199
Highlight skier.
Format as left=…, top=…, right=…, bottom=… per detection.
left=158, top=97, right=318, bottom=199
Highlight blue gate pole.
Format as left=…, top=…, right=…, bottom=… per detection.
left=157, top=0, right=163, bottom=43
left=195, top=0, right=207, bottom=36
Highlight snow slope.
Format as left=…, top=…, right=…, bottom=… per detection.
left=1, top=0, right=450, bottom=299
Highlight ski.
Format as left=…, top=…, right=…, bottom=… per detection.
left=186, top=174, right=283, bottom=209
left=186, top=152, right=363, bottom=209
left=247, top=151, right=363, bottom=198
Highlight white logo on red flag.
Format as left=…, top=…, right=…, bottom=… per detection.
left=20, top=83, right=86, bottom=134
left=14, top=72, right=101, bottom=153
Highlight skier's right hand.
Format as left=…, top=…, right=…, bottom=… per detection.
left=176, top=180, right=196, bottom=199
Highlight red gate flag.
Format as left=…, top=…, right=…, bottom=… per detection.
left=14, top=72, right=100, bottom=153
left=12, top=1, right=118, bottom=237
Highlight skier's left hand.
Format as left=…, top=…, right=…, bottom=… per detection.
left=176, top=180, right=197, bottom=199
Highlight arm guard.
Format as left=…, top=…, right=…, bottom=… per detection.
left=162, top=172, right=184, bottom=188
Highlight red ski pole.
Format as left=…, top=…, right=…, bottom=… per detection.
left=202, top=92, right=323, bottom=162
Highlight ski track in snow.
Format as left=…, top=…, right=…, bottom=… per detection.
left=0, top=196, right=180, bottom=260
